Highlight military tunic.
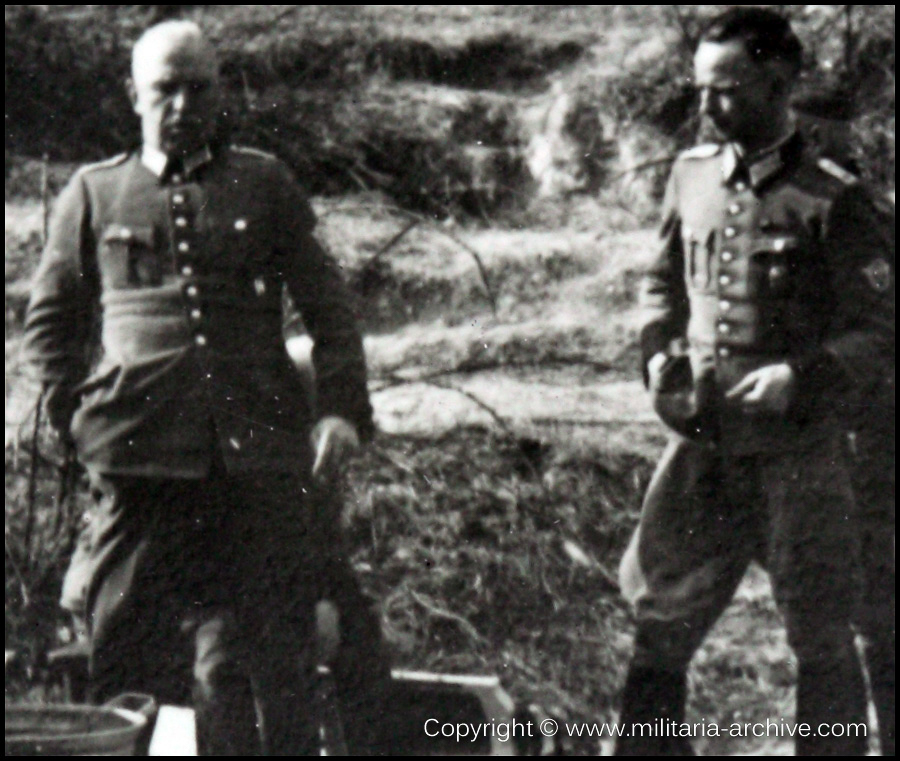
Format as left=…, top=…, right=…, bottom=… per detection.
left=22, top=145, right=390, bottom=754
left=619, top=133, right=893, bottom=693
left=24, top=145, right=373, bottom=476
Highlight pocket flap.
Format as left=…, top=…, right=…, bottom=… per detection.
left=101, top=224, right=155, bottom=246
left=750, top=234, right=800, bottom=255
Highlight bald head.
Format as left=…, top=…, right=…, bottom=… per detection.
left=129, top=21, right=221, bottom=156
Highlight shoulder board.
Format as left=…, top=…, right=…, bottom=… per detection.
left=230, top=145, right=278, bottom=162
left=817, top=157, right=858, bottom=186
left=79, top=153, right=130, bottom=175
left=679, top=143, right=722, bottom=160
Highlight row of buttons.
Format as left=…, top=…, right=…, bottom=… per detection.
left=171, top=189, right=207, bottom=347
left=169, top=181, right=245, bottom=452
left=718, top=201, right=743, bottom=343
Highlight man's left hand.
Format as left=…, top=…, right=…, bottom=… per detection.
left=311, top=416, right=360, bottom=481
left=725, top=363, right=796, bottom=415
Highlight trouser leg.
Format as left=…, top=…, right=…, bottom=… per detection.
left=616, top=439, right=757, bottom=755
left=764, top=438, right=868, bottom=756
left=85, top=475, right=199, bottom=705
left=225, top=471, right=351, bottom=756
left=322, top=555, right=395, bottom=755
left=193, top=615, right=261, bottom=756
left=850, top=428, right=895, bottom=756
left=247, top=615, right=321, bottom=757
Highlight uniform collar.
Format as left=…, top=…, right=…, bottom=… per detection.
left=721, top=130, right=802, bottom=190
left=141, top=144, right=214, bottom=180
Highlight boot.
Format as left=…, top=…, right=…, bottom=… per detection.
left=864, top=639, right=895, bottom=756
left=795, top=654, right=868, bottom=756
left=614, top=663, right=694, bottom=756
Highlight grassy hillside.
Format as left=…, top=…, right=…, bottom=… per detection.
left=7, top=5, right=895, bottom=212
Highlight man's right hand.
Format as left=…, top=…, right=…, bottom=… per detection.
left=647, top=352, right=669, bottom=390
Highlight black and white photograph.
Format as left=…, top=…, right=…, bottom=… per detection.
left=6, top=5, right=894, bottom=756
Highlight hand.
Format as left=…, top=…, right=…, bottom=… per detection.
left=647, top=352, right=668, bottom=389
left=310, top=416, right=360, bottom=481
left=725, top=363, right=796, bottom=415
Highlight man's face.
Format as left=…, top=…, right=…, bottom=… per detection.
left=130, top=36, right=220, bottom=156
left=693, top=40, right=784, bottom=149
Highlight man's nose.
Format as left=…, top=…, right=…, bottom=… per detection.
left=698, top=88, right=717, bottom=118
left=171, top=87, right=191, bottom=114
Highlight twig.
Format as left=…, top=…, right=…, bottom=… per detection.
left=408, top=589, right=487, bottom=646
left=668, top=6, right=699, bottom=58
left=372, top=372, right=513, bottom=435
left=321, top=202, right=499, bottom=316
left=530, top=417, right=661, bottom=427
left=371, top=356, right=615, bottom=389
left=434, top=229, right=498, bottom=317
left=843, top=6, right=855, bottom=74
left=25, top=388, right=45, bottom=574
left=361, top=219, right=420, bottom=271
left=607, top=155, right=675, bottom=183
left=431, top=381, right=514, bottom=435
left=5, top=536, right=31, bottom=608
left=40, top=154, right=50, bottom=245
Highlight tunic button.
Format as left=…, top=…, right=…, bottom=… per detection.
left=173, top=193, right=185, bottom=204
left=186, top=285, right=199, bottom=298
left=195, top=334, right=207, bottom=347
left=721, top=251, right=734, bottom=263
left=773, top=238, right=787, bottom=252
left=171, top=174, right=183, bottom=184
left=175, top=216, right=188, bottom=228
left=178, top=241, right=190, bottom=253
left=728, top=203, right=741, bottom=215
left=719, top=275, right=731, bottom=286
left=718, top=322, right=731, bottom=335
left=181, top=265, right=193, bottom=277
left=234, top=219, right=248, bottom=231
left=718, top=347, right=731, bottom=358
left=724, top=227, right=736, bottom=238
left=190, top=308, right=202, bottom=320
left=719, top=300, right=731, bottom=312
left=735, top=181, right=747, bottom=191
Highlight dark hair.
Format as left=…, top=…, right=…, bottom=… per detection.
left=700, top=8, right=803, bottom=72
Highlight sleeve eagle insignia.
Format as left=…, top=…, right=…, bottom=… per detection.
left=862, top=258, right=892, bottom=293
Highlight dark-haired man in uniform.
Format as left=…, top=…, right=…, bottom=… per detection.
left=616, top=8, right=894, bottom=755
left=23, top=20, right=391, bottom=755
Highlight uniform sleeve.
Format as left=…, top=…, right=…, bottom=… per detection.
left=271, top=164, right=375, bottom=441
left=21, top=171, right=98, bottom=433
left=638, top=167, right=690, bottom=386
left=792, top=186, right=895, bottom=412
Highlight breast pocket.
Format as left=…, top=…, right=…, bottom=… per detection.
left=748, top=235, right=799, bottom=299
left=99, top=225, right=160, bottom=288
left=206, top=213, right=268, bottom=273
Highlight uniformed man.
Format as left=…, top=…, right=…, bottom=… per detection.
left=616, top=9, right=894, bottom=756
left=793, top=92, right=896, bottom=757
left=23, top=20, right=392, bottom=755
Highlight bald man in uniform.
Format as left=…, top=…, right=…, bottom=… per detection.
left=24, top=21, right=392, bottom=755
left=615, top=9, right=894, bottom=755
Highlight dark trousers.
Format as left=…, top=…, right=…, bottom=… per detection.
left=619, top=432, right=868, bottom=754
left=83, top=464, right=392, bottom=755
left=848, top=424, right=895, bottom=756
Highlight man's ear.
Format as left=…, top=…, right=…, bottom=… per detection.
left=126, top=78, right=139, bottom=114
left=767, top=62, right=795, bottom=103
